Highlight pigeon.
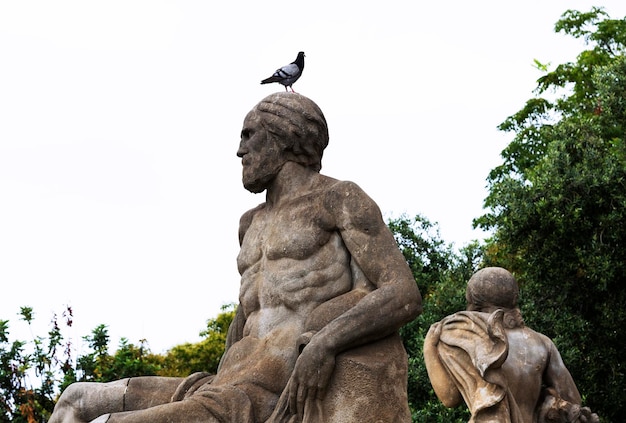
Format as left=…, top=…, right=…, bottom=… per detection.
left=261, top=52, right=305, bottom=92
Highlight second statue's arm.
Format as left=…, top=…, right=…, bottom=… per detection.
left=423, top=322, right=462, bottom=407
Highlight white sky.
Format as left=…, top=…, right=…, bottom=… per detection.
left=2, top=1, right=625, bottom=355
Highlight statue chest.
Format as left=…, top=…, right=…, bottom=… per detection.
left=238, top=201, right=334, bottom=267
left=236, top=202, right=351, bottom=318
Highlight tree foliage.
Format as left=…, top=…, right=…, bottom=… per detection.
left=388, top=214, right=483, bottom=422
left=158, top=304, right=235, bottom=377
left=0, top=306, right=74, bottom=423
left=76, top=325, right=162, bottom=383
left=489, top=7, right=626, bottom=182
left=0, top=304, right=236, bottom=422
left=5, top=12, right=625, bottom=422
left=475, top=8, right=626, bottom=420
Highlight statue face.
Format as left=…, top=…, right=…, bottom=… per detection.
left=237, top=111, right=287, bottom=193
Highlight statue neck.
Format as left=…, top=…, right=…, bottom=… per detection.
left=266, top=161, right=317, bottom=207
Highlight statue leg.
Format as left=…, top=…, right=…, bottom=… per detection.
left=49, top=377, right=184, bottom=423
left=49, top=379, right=129, bottom=423
left=100, top=399, right=223, bottom=423
left=102, top=382, right=259, bottom=423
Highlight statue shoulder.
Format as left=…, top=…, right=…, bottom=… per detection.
left=323, top=179, right=375, bottom=208
left=238, top=203, right=266, bottom=245
left=322, top=179, right=382, bottom=229
left=521, top=325, right=554, bottom=347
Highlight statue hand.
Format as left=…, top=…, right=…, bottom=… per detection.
left=288, top=336, right=335, bottom=419
left=426, top=321, right=442, bottom=345
left=577, top=407, right=599, bottom=423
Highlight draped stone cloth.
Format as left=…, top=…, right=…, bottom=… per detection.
left=167, top=289, right=412, bottom=423
left=435, top=310, right=524, bottom=423
left=169, top=334, right=410, bottom=423
left=265, top=333, right=411, bottom=423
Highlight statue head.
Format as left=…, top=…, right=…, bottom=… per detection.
left=466, top=267, right=519, bottom=311
left=247, top=92, right=329, bottom=172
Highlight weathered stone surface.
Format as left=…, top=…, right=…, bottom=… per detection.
left=424, top=267, right=598, bottom=423
left=49, top=93, right=422, bottom=423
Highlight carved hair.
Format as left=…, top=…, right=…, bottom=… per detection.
left=466, top=267, right=524, bottom=328
left=253, top=92, right=329, bottom=172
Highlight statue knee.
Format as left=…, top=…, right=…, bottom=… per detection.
left=56, top=383, right=91, bottom=413
left=52, top=381, right=124, bottom=423
left=55, top=383, right=82, bottom=408
left=50, top=383, right=86, bottom=422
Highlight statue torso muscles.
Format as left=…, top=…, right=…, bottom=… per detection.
left=212, top=191, right=354, bottom=393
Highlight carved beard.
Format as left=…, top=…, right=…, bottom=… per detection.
left=243, top=171, right=274, bottom=193
left=242, top=159, right=285, bottom=194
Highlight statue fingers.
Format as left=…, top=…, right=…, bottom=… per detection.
left=296, top=384, right=309, bottom=421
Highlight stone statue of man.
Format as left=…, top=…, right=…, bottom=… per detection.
left=423, top=267, right=598, bottom=423
left=49, top=92, right=422, bottom=423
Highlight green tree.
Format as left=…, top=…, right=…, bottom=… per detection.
left=0, top=304, right=236, bottom=421
left=475, top=8, right=626, bottom=420
left=76, top=325, right=162, bottom=382
left=158, top=304, right=236, bottom=377
left=0, top=306, right=74, bottom=423
left=388, top=215, right=483, bottom=422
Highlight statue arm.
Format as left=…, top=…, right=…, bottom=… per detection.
left=318, top=181, right=422, bottom=351
left=538, top=338, right=601, bottom=422
left=423, top=322, right=462, bottom=407
left=224, top=305, right=246, bottom=351
left=216, top=305, right=246, bottom=373
left=543, top=337, right=582, bottom=404
left=238, top=203, right=265, bottom=245
left=287, top=181, right=421, bottom=415
left=215, top=208, right=257, bottom=371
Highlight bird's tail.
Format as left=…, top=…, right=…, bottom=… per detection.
left=260, top=76, right=281, bottom=84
